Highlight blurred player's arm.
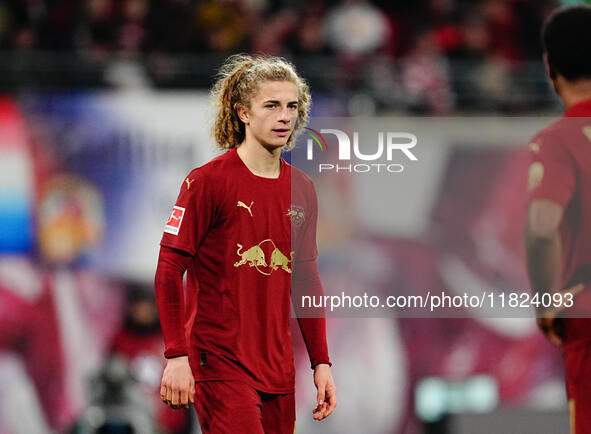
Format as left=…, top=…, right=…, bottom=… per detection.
left=525, top=135, right=574, bottom=297
left=525, top=201, right=584, bottom=346
left=155, top=245, right=195, bottom=409
left=525, top=199, right=563, bottom=298
left=525, top=136, right=576, bottom=346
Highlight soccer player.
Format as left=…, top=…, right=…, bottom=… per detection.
left=525, top=5, right=591, bottom=434
left=154, top=54, right=336, bottom=433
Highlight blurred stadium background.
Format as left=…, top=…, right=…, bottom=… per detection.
left=0, top=0, right=587, bottom=433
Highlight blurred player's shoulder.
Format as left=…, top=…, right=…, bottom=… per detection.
left=528, top=120, right=563, bottom=154
left=528, top=115, right=587, bottom=156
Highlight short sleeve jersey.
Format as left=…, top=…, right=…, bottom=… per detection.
left=160, top=148, right=318, bottom=393
left=527, top=100, right=591, bottom=343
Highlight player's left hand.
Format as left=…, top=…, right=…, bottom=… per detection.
left=312, top=363, right=336, bottom=421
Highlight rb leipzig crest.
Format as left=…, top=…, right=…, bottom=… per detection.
left=286, top=205, right=305, bottom=227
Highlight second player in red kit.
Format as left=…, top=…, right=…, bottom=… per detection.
left=154, top=55, right=336, bottom=433
left=525, top=5, right=591, bottom=434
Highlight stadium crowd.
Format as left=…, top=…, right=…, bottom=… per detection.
left=0, top=0, right=556, bottom=59
left=0, top=0, right=562, bottom=113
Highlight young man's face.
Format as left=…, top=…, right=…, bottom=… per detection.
left=240, top=80, right=299, bottom=150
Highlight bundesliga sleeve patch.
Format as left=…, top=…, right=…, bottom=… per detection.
left=164, top=206, right=185, bottom=235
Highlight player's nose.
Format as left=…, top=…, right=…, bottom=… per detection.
left=277, top=106, right=291, bottom=123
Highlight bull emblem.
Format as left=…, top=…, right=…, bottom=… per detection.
left=270, top=248, right=294, bottom=273
left=234, top=243, right=267, bottom=268
left=234, top=239, right=294, bottom=275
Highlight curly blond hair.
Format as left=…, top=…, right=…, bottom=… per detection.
left=211, top=54, right=311, bottom=150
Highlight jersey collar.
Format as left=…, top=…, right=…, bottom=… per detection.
left=565, top=99, right=591, bottom=117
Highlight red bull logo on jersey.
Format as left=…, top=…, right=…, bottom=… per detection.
left=234, top=239, right=294, bottom=275
left=164, top=206, right=185, bottom=235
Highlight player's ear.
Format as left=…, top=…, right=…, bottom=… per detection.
left=236, top=104, right=250, bottom=125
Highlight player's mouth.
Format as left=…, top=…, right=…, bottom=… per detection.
left=272, top=128, right=290, bottom=137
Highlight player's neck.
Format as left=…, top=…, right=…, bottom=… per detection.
left=236, top=139, right=282, bottom=179
left=557, top=77, right=591, bottom=111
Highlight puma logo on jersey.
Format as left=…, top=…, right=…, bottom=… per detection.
left=185, top=178, right=195, bottom=190
left=237, top=201, right=254, bottom=217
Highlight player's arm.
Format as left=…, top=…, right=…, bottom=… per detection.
left=156, top=170, right=214, bottom=409
left=292, top=179, right=336, bottom=420
left=525, top=199, right=563, bottom=300
left=525, top=202, right=584, bottom=346
left=524, top=135, right=576, bottom=346
left=292, top=259, right=336, bottom=421
left=155, top=245, right=195, bottom=409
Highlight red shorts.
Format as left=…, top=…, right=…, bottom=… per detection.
left=194, top=381, right=295, bottom=434
left=564, top=341, right=591, bottom=434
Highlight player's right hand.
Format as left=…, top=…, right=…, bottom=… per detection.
left=536, top=283, right=584, bottom=347
left=160, top=356, right=195, bottom=409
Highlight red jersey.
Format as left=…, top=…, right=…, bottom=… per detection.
left=527, top=100, right=591, bottom=344
left=160, top=148, right=318, bottom=393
